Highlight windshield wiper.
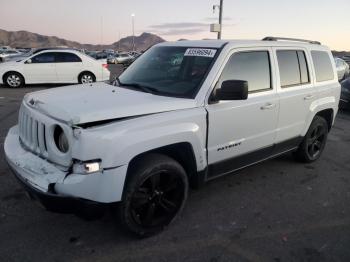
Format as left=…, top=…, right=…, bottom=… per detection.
left=119, top=82, right=161, bottom=95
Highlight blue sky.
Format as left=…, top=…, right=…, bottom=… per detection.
left=1, top=0, right=349, bottom=50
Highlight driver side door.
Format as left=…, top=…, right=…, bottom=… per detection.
left=206, top=48, right=279, bottom=179
left=24, top=52, right=58, bottom=83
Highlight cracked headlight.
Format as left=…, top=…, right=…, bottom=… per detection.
left=54, top=125, right=69, bottom=153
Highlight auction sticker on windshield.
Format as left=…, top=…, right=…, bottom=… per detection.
left=184, top=48, right=217, bottom=58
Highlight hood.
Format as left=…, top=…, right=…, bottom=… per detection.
left=24, top=82, right=198, bottom=126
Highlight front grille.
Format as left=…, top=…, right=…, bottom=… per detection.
left=18, top=105, right=48, bottom=158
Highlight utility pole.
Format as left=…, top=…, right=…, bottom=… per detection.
left=217, top=0, right=223, bottom=39
left=131, top=14, right=135, bottom=52
left=118, top=31, right=121, bottom=52
left=212, top=0, right=224, bottom=39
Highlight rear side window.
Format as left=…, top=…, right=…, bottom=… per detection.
left=56, top=52, right=82, bottom=63
left=217, top=51, right=271, bottom=92
left=311, top=51, right=334, bottom=82
left=277, top=50, right=310, bottom=87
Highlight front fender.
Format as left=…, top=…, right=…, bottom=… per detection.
left=71, top=108, right=207, bottom=171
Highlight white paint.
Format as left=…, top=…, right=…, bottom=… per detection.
left=0, top=49, right=109, bottom=85
left=3, top=39, right=340, bottom=205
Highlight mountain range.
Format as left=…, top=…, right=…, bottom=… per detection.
left=0, top=29, right=165, bottom=51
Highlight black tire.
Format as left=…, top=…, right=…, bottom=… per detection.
left=116, top=153, right=189, bottom=237
left=294, top=116, right=329, bottom=163
left=78, top=72, right=95, bottom=84
left=4, top=72, right=24, bottom=88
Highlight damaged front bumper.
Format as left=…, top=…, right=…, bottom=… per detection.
left=4, top=126, right=128, bottom=213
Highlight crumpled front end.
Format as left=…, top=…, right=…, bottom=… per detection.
left=4, top=125, right=128, bottom=213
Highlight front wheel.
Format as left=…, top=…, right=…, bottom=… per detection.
left=79, top=72, right=95, bottom=84
left=116, top=154, right=189, bottom=237
left=4, top=72, right=24, bottom=88
left=294, top=116, right=329, bottom=163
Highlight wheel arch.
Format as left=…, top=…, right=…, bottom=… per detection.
left=126, top=142, right=201, bottom=188
left=2, top=71, right=25, bottom=84
left=78, top=71, right=96, bottom=82
left=315, top=108, right=334, bottom=131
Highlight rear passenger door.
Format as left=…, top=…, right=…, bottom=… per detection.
left=206, top=48, right=279, bottom=178
left=273, top=48, right=316, bottom=146
left=55, top=52, right=83, bottom=83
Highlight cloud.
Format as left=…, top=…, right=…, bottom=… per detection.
left=148, top=22, right=210, bottom=36
left=159, top=28, right=209, bottom=36
left=149, top=22, right=208, bottom=30
left=203, top=17, right=232, bottom=22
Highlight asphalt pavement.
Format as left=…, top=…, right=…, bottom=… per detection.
left=0, top=85, right=350, bottom=262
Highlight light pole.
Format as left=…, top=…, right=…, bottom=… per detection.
left=131, top=13, right=135, bottom=52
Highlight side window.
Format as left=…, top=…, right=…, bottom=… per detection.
left=31, top=52, right=56, bottom=63
left=217, top=51, right=271, bottom=93
left=311, top=51, right=334, bottom=82
left=56, top=52, right=82, bottom=63
left=277, top=50, right=310, bottom=87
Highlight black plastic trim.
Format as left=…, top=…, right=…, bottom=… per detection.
left=207, top=136, right=302, bottom=179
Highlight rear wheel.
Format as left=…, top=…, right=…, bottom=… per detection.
left=116, top=154, right=188, bottom=237
left=294, top=116, right=329, bottom=163
left=79, top=72, right=95, bottom=84
left=4, top=72, right=24, bottom=88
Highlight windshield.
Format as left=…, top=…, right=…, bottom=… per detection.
left=117, top=46, right=218, bottom=98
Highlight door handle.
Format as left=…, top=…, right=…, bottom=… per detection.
left=260, top=103, right=276, bottom=110
left=304, top=94, right=315, bottom=100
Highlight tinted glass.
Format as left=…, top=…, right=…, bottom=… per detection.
left=31, top=52, right=55, bottom=63
left=119, top=46, right=217, bottom=98
left=56, top=52, right=82, bottom=62
left=277, top=50, right=300, bottom=87
left=297, top=51, right=309, bottom=84
left=217, top=51, right=271, bottom=92
left=311, top=51, right=334, bottom=82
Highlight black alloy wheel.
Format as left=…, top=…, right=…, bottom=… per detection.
left=116, top=153, right=188, bottom=237
left=294, top=116, right=329, bottom=163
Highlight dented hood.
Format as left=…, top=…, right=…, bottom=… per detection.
left=24, top=82, right=197, bottom=125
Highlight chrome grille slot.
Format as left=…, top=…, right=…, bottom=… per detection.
left=17, top=102, right=71, bottom=168
left=18, top=105, right=48, bottom=158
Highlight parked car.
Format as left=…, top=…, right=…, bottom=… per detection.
left=0, top=49, right=110, bottom=87
left=342, top=55, right=350, bottom=65
left=95, top=51, right=111, bottom=60
left=4, top=49, right=33, bottom=62
left=335, top=57, right=349, bottom=81
left=0, top=46, right=12, bottom=52
left=4, top=37, right=340, bottom=237
left=107, top=53, right=134, bottom=64
left=0, top=49, right=23, bottom=62
left=340, top=78, right=350, bottom=109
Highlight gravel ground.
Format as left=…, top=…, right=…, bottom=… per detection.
left=0, top=85, right=350, bottom=262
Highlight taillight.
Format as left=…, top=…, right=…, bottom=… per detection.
left=102, top=64, right=108, bottom=69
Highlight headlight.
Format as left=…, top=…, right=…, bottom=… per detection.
left=54, top=125, right=69, bottom=153
left=73, top=160, right=101, bottom=174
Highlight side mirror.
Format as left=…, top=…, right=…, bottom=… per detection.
left=25, top=59, right=32, bottom=64
left=215, top=80, right=248, bottom=101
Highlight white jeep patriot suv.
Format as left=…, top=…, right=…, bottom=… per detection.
left=4, top=37, right=340, bottom=236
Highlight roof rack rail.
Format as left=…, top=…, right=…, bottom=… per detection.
left=262, top=36, right=321, bottom=45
